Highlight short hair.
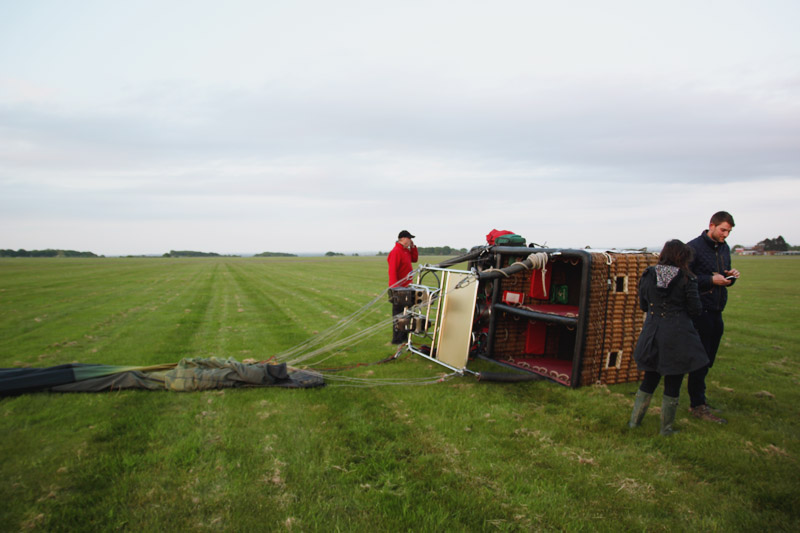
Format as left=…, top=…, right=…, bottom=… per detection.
left=659, top=239, right=694, bottom=273
left=710, top=211, right=735, bottom=227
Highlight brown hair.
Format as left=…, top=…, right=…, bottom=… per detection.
left=658, top=239, right=694, bottom=274
left=710, top=211, right=735, bottom=227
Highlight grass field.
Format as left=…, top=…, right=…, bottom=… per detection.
left=1, top=255, right=799, bottom=532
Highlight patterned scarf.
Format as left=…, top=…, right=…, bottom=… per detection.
left=655, top=264, right=680, bottom=288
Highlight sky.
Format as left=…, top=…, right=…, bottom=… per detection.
left=1, top=0, right=799, bottom=256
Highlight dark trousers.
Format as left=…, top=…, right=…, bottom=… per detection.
left=688, top=310, right=725, bottom=407
left=391, top=302, right=406, bottom=344
left=640, top=372, right=684, bottom=398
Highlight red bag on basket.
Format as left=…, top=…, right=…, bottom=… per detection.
left=486, top=229, right=514, bottom=245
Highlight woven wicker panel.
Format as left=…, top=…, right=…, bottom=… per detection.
left=581, top=253, right=612, bottom=386
left=544, top=325, right=561, bottom=357
left=602, top=253, right=637, bottom=385
left=501, top=262, right=532, bottom=296
left=581, top=252, right=658, bottom=386
left=492, top=311, right=528, bottom=356
left=493, top=264, right=531, bottom=356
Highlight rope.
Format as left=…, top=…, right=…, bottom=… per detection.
left=261, top=265, right=475, bottom=387
left=321, top=372, right=458, bottom=387
left=481, top=267, right=511, bottom=277
left=529, top=252, right=549, bottom=298
left=312, top=348, right=410, bottom=372
left=526, top=252, right=549, bottom=270
left=272, top=269, right=420, bottom=362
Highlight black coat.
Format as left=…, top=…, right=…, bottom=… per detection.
left=687, top=230, right=735, bottom=312
left=633, top=266, right=709, bottom=375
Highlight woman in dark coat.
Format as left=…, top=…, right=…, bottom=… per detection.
left=628, top=240, right=709, bottom=435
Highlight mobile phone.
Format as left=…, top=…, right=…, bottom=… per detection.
left=725, top=275, right=736, bottom=280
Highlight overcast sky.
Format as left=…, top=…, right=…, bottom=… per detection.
left=1, top=1, right=798, bottom=255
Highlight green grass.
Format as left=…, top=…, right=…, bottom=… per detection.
left=1, top=255, right=798, bottom=532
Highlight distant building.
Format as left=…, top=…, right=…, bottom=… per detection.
left=734, top=247, right=759, bottom=255
left=734, top=247, right=799, bottom=256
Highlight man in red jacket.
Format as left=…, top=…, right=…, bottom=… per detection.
left=388, top=230, right=418, bottom=344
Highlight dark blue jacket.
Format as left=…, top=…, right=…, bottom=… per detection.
left=687, top=230, right=736, bottom=312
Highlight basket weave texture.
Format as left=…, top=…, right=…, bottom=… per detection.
left=583, top=252, right=658, bottom=386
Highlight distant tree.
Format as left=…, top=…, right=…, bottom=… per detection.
left=165, top=250, right=223, bottom=257
left=325, top=251, right=344, bottom=257
left=415, top=246, right=467, bottom=255
left=254, top=251, right=298, bottom=257
left=758, top=236, right=789, bottom=252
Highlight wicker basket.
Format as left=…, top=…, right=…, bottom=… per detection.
left=489, top=250, right=658, bottom=387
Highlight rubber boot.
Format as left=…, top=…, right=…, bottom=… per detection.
left=660, top=395, right=680, bottom=436
left=628, top=390, right=653, bottom=428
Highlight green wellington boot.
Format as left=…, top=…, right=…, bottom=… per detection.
left=660, top=395, right=680, bottom=436
left=628, top=390, right=653, bottom=428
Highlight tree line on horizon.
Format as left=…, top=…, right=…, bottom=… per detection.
left=163, top=250, right=229, bottom=258
left=4, top=238, right=797, bottom=259
left=0, top=249, right=100, bottom=258
left=376, top=245, right=469, bottom=256
left=255, top=251, right=298, bottom=257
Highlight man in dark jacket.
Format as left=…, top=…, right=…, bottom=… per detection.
left=687, top=211, right=740, bottom=423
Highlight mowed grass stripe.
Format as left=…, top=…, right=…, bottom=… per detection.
left=76, top=260, right=217, bottom=365
left=1, top=260, right=200, bottom=364
left=223, top=260, right=391, bottom=361
left=224, top=261, right=318, bottom=354
left=0, top=260, right=164, bottom=357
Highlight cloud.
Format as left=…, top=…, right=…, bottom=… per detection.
left=5, top=74, right=798, bottom=187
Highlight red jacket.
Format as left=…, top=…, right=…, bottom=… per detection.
left=387, top=241, right=418, bottom=287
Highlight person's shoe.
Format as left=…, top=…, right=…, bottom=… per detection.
left=660, top=395, right=681, bottom=436
left=628, top=390, right=653, bottom=428
left=690, top=404, right=728, bottom=424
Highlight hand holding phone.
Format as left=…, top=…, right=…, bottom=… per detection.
left=724, top=269, right=740, bottom=281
